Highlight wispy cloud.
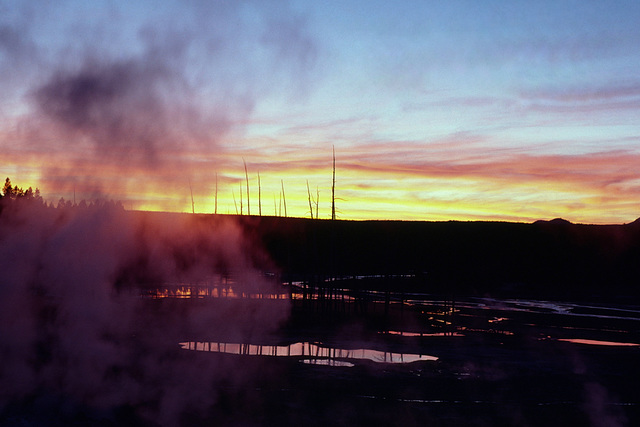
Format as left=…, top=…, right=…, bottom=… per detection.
left=519, top=83, right=640, bottom=115
left=4, top=0, right=318, bottom=173
left=2, top=1, right=640, bottom=223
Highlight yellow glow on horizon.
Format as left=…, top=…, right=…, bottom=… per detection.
left=5, top=143, right=640, bottom=224
left=125, top=166, right=639, bottom=224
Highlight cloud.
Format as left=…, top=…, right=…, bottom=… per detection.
left=338, top=146, right=640, bottom=187
left=519, top=83, right=640, bottom=114
left=4, top=0, right=317, bottom=170
left=33, top=56, right=217, bottom=164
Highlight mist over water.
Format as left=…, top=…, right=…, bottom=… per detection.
left=0, top=203, right=289, bottom=425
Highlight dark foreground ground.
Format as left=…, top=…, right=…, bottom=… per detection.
left=221, top=296, right=640, bottom=427
left=237, top=214, right=640, bottom=302
left=2, top=293, right=639, bottom=427
left=1, top=208, right=639, bottom=426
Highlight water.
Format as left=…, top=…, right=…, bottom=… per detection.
left=134, top=284, right=640, bottom=424
left=154, top=282, right=640, bottom=355
left=556, top=338, right=640, bottom=347
left=179, top=341, right=438, bottom=364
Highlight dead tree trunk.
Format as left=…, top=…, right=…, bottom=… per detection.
left=189, top=178, right=195, bottom=214
left=331, top=145, right=336, bottom=220
left=214, top=172, right=218, bottom=214
left=307, top=180, right=313, bottom=219
left=258, top=172, right=262, bottom=216
left=232, top=189, right=238, bottom=215
left=281, top=179, right=287, bottom=217
left=243, top=159, right=250, bottom=215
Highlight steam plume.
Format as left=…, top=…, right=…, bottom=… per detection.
left=0, top=203, right=288, bottom=425
left=2, top=0, right=317, bottom=201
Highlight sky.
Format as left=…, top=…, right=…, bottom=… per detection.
left=2, top=0, right=640, bottom=223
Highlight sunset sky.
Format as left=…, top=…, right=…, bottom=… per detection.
left=2, top=1, right=640, bottom=223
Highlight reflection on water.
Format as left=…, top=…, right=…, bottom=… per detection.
left=143, top=282, right=289, bottom=300
left=558, top=338, right=640, bottom=347
left=382, top=330, right=464, bottom=337
left=151, top=281, right=640, bottom=360
left=301, top=359, right=355, bottom=367
left=143, top=279, right=640, bottom=324
left=465, top=298, right=640, bottom=322
left=179, top=341, right=438, bottom=364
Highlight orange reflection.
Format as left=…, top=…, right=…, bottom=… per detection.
left=558, top=338, right=640, bottom=347
left=180, top=341, right=439, bottom=364
left=146, top=286, right=289, bottom=300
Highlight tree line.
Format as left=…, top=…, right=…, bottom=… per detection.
left=1, top=177, right=123, bottom=211
left=1, top=177, right=42, bottom=202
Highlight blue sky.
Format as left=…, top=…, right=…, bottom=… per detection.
left=2, top=0, right=640, bottom=222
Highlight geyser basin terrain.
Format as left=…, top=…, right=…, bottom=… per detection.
left=1, top=205, right=639, bottom=426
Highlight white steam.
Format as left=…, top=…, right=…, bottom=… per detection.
left=0, top=203, right=289, bottom=425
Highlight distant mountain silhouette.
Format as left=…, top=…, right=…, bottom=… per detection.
left=628, top=217, right=640, bottom=226
left=216, top=214, right=640, bottom=302
left=533, top=217, right=572, bottom=225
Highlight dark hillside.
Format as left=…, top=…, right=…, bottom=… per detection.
left=229, top=215, right=640, bottom=301
left=15, top=205, right=635, bottom=301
